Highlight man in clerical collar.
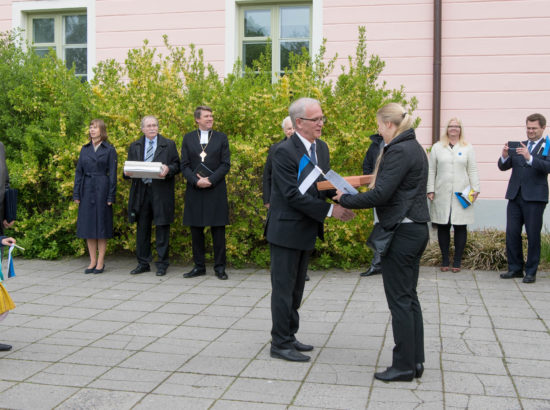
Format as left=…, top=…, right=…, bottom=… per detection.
left=124, top=115, right=180, bottom=276
left=181, top=106, right=231, bottom=280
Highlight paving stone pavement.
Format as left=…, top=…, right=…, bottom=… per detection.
left=0, top=257, right=549, bottom=409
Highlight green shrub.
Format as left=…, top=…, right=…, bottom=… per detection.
left=0, top=30, right=91, bottom=258
left=2, top=27, right=417, bottom=268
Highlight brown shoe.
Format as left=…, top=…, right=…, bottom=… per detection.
left=451, top=267, right=461, bottom=273
left=440, top=266, right=449, bottom=272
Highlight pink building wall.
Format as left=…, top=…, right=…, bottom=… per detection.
left=94, top=0, right=226, bottom=75
left=2, top=0, right=550, bottom=212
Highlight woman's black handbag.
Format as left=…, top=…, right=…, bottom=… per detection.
left=366, top=222, right=401, bottom=257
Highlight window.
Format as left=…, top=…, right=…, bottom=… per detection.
left=240, top=4, right=311, bottom=75
left=29, top=12, right=87, bottom=81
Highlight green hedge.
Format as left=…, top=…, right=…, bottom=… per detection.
left=1, top=27, right=418, bottom=268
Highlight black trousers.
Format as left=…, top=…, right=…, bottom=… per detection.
left=270, top=243, right=310, bottom=350
left=506, top=196, right=546, bottom=276
left=190, top=226, right=226, bottom=271
left=136, top=185, right=170, bottom=269
left=381, top=222, right=428, bottom=371
left=436, top=223, right=467, bottom=268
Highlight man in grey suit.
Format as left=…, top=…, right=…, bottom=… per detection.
left=265, top=97, right=354, bottom=362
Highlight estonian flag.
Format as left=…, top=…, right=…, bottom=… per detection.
left=454, top=185, right=474, bottom=209
left=542, top=135, right=550, bottom=156
left=297, top=154, right=322, bottom=194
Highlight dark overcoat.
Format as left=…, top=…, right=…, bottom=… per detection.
left=265, top=133, right=332, bottom=251
left=262, top=137, right=287, bottom=205
left=181, top=129, right=230, bottom=227
left=0, top=142, right=9, bottom=228
left=125, top=135, right=180, bottom=225
left=73, top=141, right=118, bottom=239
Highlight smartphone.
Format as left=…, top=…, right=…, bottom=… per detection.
left=508, top=141, right=521, bottom=154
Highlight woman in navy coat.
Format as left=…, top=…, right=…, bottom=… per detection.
left=73, top=119, right=117, bottom=274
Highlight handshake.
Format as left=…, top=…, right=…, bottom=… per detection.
left=332, top=204, right=355, bottom=222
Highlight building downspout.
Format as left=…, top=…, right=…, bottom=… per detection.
left=432, top=0, right=442, bottom=144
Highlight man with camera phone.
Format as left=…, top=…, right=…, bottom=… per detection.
left=498, top=113, right=550, bottom=284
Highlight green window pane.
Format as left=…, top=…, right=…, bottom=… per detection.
left=243, top=42, right=270, bottom=69
left=64, top=15, right=87, bottom=44
left=65, top=48, right=87, bottom=74
left=280, top=6, right=310, bottom=38
left=33, top=18, right=54, bottom=43
left=244, top=9, right=270, bottom=37
left=280, top=41, right=309, bottom=71
left=34, top=47, right=55, bottom=57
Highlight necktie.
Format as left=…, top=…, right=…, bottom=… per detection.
left=528, top=141, right=534, bottom=154
left=310, top=142, right=317, bottom=165
left=143, top=139, right=154, bottom=184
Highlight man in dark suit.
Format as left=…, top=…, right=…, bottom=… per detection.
left=124, top=115, right=180, bottom=276
left=360, top=133, right=384, bottom=277
left=498, top=113, right=550, bottom=284
left=181, top=106, right=231, bottom=280
left=266, top=97, right=354, bottom=362
left=262, top=116, right=294, bottom=208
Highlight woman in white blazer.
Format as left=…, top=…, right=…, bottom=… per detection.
left=427, top=118, right=480, bottom=272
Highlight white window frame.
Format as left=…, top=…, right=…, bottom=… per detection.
left=225, top=0, right=322, bottom=77
left=12, top=0, right=96, bottom=81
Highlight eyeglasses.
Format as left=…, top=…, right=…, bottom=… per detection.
left=299, top=116, right=327, bottom=124
left=448, top=125, right=461, bottom=129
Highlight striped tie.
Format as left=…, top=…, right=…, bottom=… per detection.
left=143, top=139, right=154, bottom=184
left=310, top=142, right=317, bottom=165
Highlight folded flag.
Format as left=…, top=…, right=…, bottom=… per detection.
left=455, top=185, right=475, bottom=208
left=7, top=245, right=15, bottom=278
left=297, top=154, right=322, bottom=195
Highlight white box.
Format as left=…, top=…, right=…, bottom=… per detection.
left=123, top=161, right=165, bottom=179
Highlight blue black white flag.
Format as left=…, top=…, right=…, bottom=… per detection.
left=297, top=154, right=322, bottom=194
left=542, top=135, right=550, bottom=156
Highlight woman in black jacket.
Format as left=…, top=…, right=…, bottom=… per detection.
left=334, top=103, right=430, bottom=382
left=73, top=119, right=117, bottom=274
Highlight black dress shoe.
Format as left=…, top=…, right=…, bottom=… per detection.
left=270, top=346, right=310, bottom=362
left=523, top=275, right=536, bottom=283
left=94, top=265, right=105, bottom=274
left=156, top=269, right=166, bottom=277
left=130, top=265, right=150, bottom=275
left=215, top=270, right=228, bottom=280
left=293, top=340, right=314, bottom=352
left=183, top=267, right=206, bottom=278
left=374, top=367, right=414, bottom=382
left=0, top=343, right=12, bottom=351
left=305, top=274, right=310, bottom=281
left=415, top=363, right=424, bottom=378
left=500, top=271, right=523, bottom=279
left=360, top=266, right=382, bottom=277
left=84, top=266, right=96, bottom=274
